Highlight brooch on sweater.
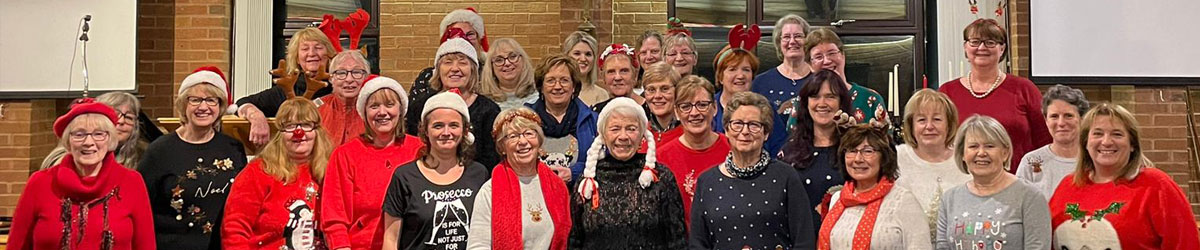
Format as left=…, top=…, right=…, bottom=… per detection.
left=1028, top=156, right=1044, bottom=173
left=171, top=157, right=236, bottom=234
left=527, top=204, right=543, bottom=222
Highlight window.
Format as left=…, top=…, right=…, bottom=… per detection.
left=275, top=0, right=380, bottom=74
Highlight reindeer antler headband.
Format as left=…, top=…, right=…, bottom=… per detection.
left=715, top=23, right=761, bottom=67
left=319, top=9, right=371, bottom=53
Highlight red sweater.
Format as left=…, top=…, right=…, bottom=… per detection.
left=1048, top=167, right=1200, bottom=249
left=940, top=75, right=1051, bottom=173
left=655, top=133, right=731, bottom=225
left=318, top=95, right=365, bottom=146
left=9, top=154, right=155, bottom=250
left=222, top=160, right=323, bottom=250
left=320, top=136, right=423, bottom=250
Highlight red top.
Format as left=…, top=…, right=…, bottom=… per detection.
left=940, top=74, right=1051, bottom=173
left=222, top=160, right=323, bottom=250
left=318, top=95, right=365, bottom=146
left=9, top=154, right=155, bottom=250
left=654, top=133, right=731, bottom=225
left=1048, top=167, right=1200, bottom=250
left=320, top=135, right=423, bottom=250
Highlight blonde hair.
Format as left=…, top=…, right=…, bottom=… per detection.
left=641, top=62, right=680, bottom=88
left=286, top=27, right=336, bottom=74
left=480, top=38, right=536, bottom=102
left=429, top=53, right=482, bottom=94
left=901, top=89, right=960, bottom=147
left=674, top=75, right=716, bottom=104
left=771, top=14, right=810, bottom=60
left=59, top=113, right=119, bottom=152
left=1073, top=103, right=1149, bottom=185
left=563, top=31, right=599, bottom=89
left=952, top=115, right=1013, bottom=174
left=174, top=83, right=227, bottom=126
left=259, top=98, right=333, bottom=183
left=359, top=89, right=406, bottom=142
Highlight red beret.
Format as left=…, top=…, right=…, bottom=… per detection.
left=53, top=98, right=118, bottom=138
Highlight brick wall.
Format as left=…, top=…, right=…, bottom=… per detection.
left=611, top=0, right=668, bottom=45
left=172, top=0, right=232, bottom=118
left=561, top=0, right=613, bottom=45
left=1011, top=0, right=1200, bottom=219
left=378, top=0, right=564, bottom=87
left=0, top=100, right=59, bottom=215
left=138, top=0, right=178, bottom=119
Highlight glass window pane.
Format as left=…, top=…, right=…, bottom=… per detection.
left=763, top=0, right=907, bottom=23
left=287, top=0, right=363, bottom=19
left=676, top=0, right=747, bottom=26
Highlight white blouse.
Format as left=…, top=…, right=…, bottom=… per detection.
left=827, top=186, right=933, bottom=250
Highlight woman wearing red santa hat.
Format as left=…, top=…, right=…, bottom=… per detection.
left=406, top=28, right=503, bottom=169
left=9, top=99, right=155, bottom=249
left=138, top=66, right=247, bottom=250
left=384, top=92, right=489, bottom=250
left=222, top=98, right=334, bottom=249
left=317, top=50, right=373, bottom=146
left=321, top=75, right=424, bottom=250
left=408, top=8, right=491, bottom=114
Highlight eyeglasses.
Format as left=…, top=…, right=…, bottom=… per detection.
left=966, top=39, right=1003, bottom=48
left=282, top=123, right=317, bottom=132
left=187, top=96, right=220, bottom=107
left=544, top=77, right=572, bottom=87
left=463, top=31, right=479, bottom=41
left=331, top=69, right=367, bottom=80
left=492, top=54, right=522, bottom=65
left=676, top=100, right=713, bottom=113
left=810, top=50, right=842, bottom=62
left=504, top=130, right=538, bottom=141
left=665, top=50, right=696, bottom=58
left=780, top=33, right=805, bottom=41
left=727, top=120, right=765, bottom=133
left=845, top=146, right=878, bottom=157
left=117, top=111, right=137, bottom=123
left=70, top=131, right=109, bottom=142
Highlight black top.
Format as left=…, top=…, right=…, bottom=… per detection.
left=408, top=67, right=437, bottom=108
left=234, top=79, right=332, bottom=117
left=139, top=133, right=247, bottom=250
left=795, top=146, right=841, bottom=238
left=406, top=88, right=502, bottom=170
left=689, top=160, right=816, bottom=250
left=569, top=153, right=686, bottom=249
left=382, top=161, right=489, bottom=250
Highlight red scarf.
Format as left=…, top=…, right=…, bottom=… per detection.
left=53, top=153, right=122, bottom=202
left=491, top=160, right=571, bottom=250
left=818, top=177, right=895, bottom=250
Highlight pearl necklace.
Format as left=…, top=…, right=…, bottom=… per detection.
left=963, top=71, right=1003, bottom=99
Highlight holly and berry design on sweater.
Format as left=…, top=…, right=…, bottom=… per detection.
left=1053, top=202, right=1124, bottom=250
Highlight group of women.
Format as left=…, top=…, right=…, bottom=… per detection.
left=9, top=8, right=1198, bottom=250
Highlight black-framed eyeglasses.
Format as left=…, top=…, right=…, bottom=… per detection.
left=676, top=100, right=713, bottom=112
left=117, top=111, right=137, bottom=123
left=331, top=69, right=368, bottom=80
left=282, top=123, right=317, bottom=132
left=69, top=131, right=110, bottom=142
left=727, top=120, right=765, bottom=133
left=187, top=96, right=220, bottom=107
left=492, top=54, right=522, bottom=65
left=966, top=39, right=1003, bottom=48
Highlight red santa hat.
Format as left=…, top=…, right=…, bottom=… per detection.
left=53, top=98, right=119, bottom=138
left=577, top=97, right=659, bottom=207
left=355, top=74, right=409, bottom=119
left=598, top=43, right=638, bottom=70
left=421, top=91, right=475, bottom=143
left=439, top=8, right=488, bottom=52
left=436, top=28, right=480, bottom=68
left=179, top=66, right=237, bottom=115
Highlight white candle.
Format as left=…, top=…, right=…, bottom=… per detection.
left=893, top=64, right=901, bottom=116
left=887, top=71, right=895, bottom=114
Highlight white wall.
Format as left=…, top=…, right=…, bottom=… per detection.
left=0, top=0, right=137, bottom=93
left=1031, top=0, right=1200, bottom=78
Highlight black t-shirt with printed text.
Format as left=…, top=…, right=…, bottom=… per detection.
left=383, top=161, right=489, bottom=250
